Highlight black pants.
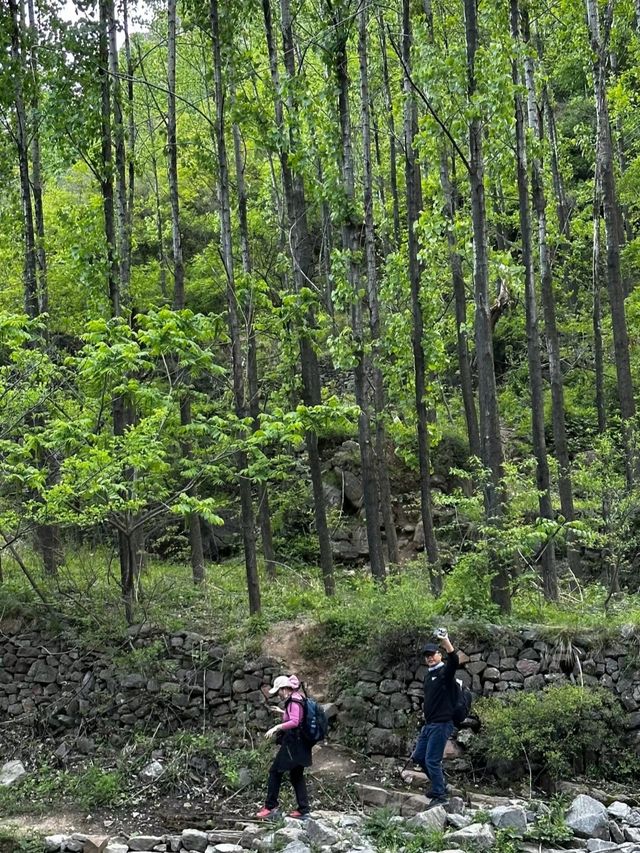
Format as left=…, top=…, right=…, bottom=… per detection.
left=265, top=764, right=309, bottom=812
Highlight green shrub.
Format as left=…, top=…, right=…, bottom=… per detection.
left=471, top=685, right=626, bottom=784
left=363, top=807, right=447, bottom=852
left=526, top=796, right=573, bottom=845
left=68, top=766, right=125, bottom=809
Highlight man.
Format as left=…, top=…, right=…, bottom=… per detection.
left=411, top=627, right=458, bottom=806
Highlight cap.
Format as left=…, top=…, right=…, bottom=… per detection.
left=269, top=675, right=296, bottom=694
left=422, top=643, right=440, bottom=655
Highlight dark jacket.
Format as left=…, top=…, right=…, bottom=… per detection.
left=423, top=650, right=459, bottom=723
left=271, top=697, right=313, bottom=772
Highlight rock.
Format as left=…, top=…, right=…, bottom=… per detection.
left=624, top=829, right=640, bottom=843
left=105, top=845, right=129, bottom=853
left=75, top=736, right=96, bottom=754
left=447, top=814, right=473, bottom=829
left=83, top=837, right=110, bottom=853
left=566, top=795, right=610, bottom=840
left=490, top=805, right=528, bottom=835
left=586, top=841, right=620, bottom=852
left=279, top=842, right=312, bottom=853
left=0, top=759, right=27, bottom=786
left=304, top=818, right=340, bottom=847
left=44, top=836, right=67, bottom=852
left=138, top=759, right=164, bottom=783
left=610, top=822, right=625, bottom=844
left=366, top=728, right=404, bottom=756
left=274, top=827, right=307, bottom=845
left=128, top=836, right=165, bottom=851
left=626, top=810, right=640, bottom=827
left=446, top=823, right=496, bottom=849
left=212, top=845, right=244, bottom=852
left=182, top=828, right=211, bottom=851
left=608, top=802, right=631, bottom=821
left=408, top=806, right=448, bottom=831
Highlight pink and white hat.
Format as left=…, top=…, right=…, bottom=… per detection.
left=269, top=674, right=300, bottom=694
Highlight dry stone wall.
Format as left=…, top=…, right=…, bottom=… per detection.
left=1, top=624, right=640, bottom=759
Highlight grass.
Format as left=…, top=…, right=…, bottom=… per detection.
left=2, top=545, right=640, bottom=654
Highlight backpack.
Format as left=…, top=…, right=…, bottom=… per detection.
left=452, top=678, right=473, bottom=726
left=301, top=697, right=329, bottom=745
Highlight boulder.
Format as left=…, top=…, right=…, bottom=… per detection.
left=304, top=818, right=340, bottom=847
left=407, top=806, right=448, bottom=831
left=181, top=828, right=210, bottom=852
left=0, top=759, right=27, bottom=786
left=128, top=837, right=165, bottom=852
left=138, top=759, right=164, bottom=783
left=105, top=846, right=128, bottom=853
left=44, top=836, right=67, bottom=852
left=83, top=838, right=110, bottom=853
left=279, top=843, right=311, bottom=853
left=490, top=805, right=527, bottom=835
left=566, top=795, right=610, bottom=840
left=586, top=842, right=620, bottom=852
left=366, top=727, right=404, bottom=756
left=608, top=802, right=631, bottom=821
left=446, top=823, right=496, bottom=849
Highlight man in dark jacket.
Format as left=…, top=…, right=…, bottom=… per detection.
left=411, top=628, right=458, bottom=806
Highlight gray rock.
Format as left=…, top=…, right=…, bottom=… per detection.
left=274, top=827, right=307, bottom=845
left=446, top=823, right=496, bottom=849
left=490, top=805, right=527, bottom=835
left=304, top=818, right=340, bottom=847
left=447, top=814, right=473, bottom=829
left=182, top=828, right=209, bottom=852
left=407, top=806, right=448, bottom=831
left=611, top=822, right=626, bottom=844
left=138, top=759, right=164, bottom=783
left=366, top=727, right=403, bottom=756
left=586, top=841, right=620, bottom=852
left=128, top=837, right=164, bottom=852
left=566, top=795, right=610, bottom=840
left=624, top=829, right=640, bottom=843
left=212, top=845, right=244, bottom=852
left=44, top=836, right=67, bottom=852
left=626, top=810, right=640, bottom=827
left=608, top=802, right=632, bottom=821
left=279, top=843, right=311, bottom=853
left=0, top=759, right=27, bottom=786
left=105, top=845, right=128, bottom=853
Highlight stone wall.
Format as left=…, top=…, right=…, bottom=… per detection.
left=2, top=624, right=640, bottom=759
left=333, top=629, right=640, bottom=761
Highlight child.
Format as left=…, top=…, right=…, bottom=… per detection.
left=256, top=674, right=312, bottom=819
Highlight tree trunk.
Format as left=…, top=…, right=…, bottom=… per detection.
left=439, top=150, right=481, bottom=460
left=403, top=0, right=440, bottom=594
left=9, top=0, right=38, bottom=319
left=331, top=3, right=385, bottom=582
left=593, top=177, right=607, bottom=434
left=542, top=90, right=571, bottom=241
left=211, top=0, right=261, bottom=614
left=463, top=0, right=510, bottom=612
left=233, top=118, right=277, bottom=581
left=586, top=0, right=635, bottom=482
left=511, top=0, right=557, bottom=601
left=523, top=12, right=579, bottom=576
left=378, top=12, right=401, bottom=249
left=262, top=0, right=335, bottom=595
left=359, top=6, right=398, bottom=565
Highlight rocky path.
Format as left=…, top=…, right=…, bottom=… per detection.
left=25, top=788, right=640, bottom=853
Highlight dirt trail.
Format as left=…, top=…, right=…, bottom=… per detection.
left=261, top=620, right=331, bottom=700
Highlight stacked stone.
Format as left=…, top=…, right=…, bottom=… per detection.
left=0, top=628, right=280, bottom=737
left=40, top=793, right=640, bottom=853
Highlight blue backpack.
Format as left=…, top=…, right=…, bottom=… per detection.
left=301, top=697, right=329, bottom=745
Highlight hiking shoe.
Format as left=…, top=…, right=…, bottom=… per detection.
left=256, top=806, right=280, bottom=819
left=426, top=797, right=448, bottom=809
left=289, top=810, right=310, bottom=820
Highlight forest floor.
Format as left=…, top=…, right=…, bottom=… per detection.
left=0, top=742, right=380, bottom=838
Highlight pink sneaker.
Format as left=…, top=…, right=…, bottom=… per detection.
left=289, top=810, right=310, bottom=820
left=256, top=806, right=277, bottom=819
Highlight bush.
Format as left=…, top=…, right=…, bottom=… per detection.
left=471, top=685, right=627, bottom=785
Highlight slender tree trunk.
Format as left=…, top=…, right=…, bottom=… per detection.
left=358, top=3, right=397, bottom=567
left=523, top=14, right=579, bottom=576
left=233, top=119, right=277, bottom=580
left=106, top=0, right=130, bottom=308
left=211, top=0, right=261, bottom=614
left=122, top=0, right=135, bottom=283
left=378, top=12, right=401, bottom=250
left=511, top=0, right=557, bottom=600
left=463, top=0, right=510, bottom=612
left=9, top=0, right=38, bottom=319
left=331, top=5, right=385, bottom=582
left=402, top=0, right=440, bottom=594
left=439, top=150, right=481, bottom=460
left=262, top=0, right=335, bottom=594
left=593, top=176, right=607, bottom=434
left=586, top=0, right=635, bottom=482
